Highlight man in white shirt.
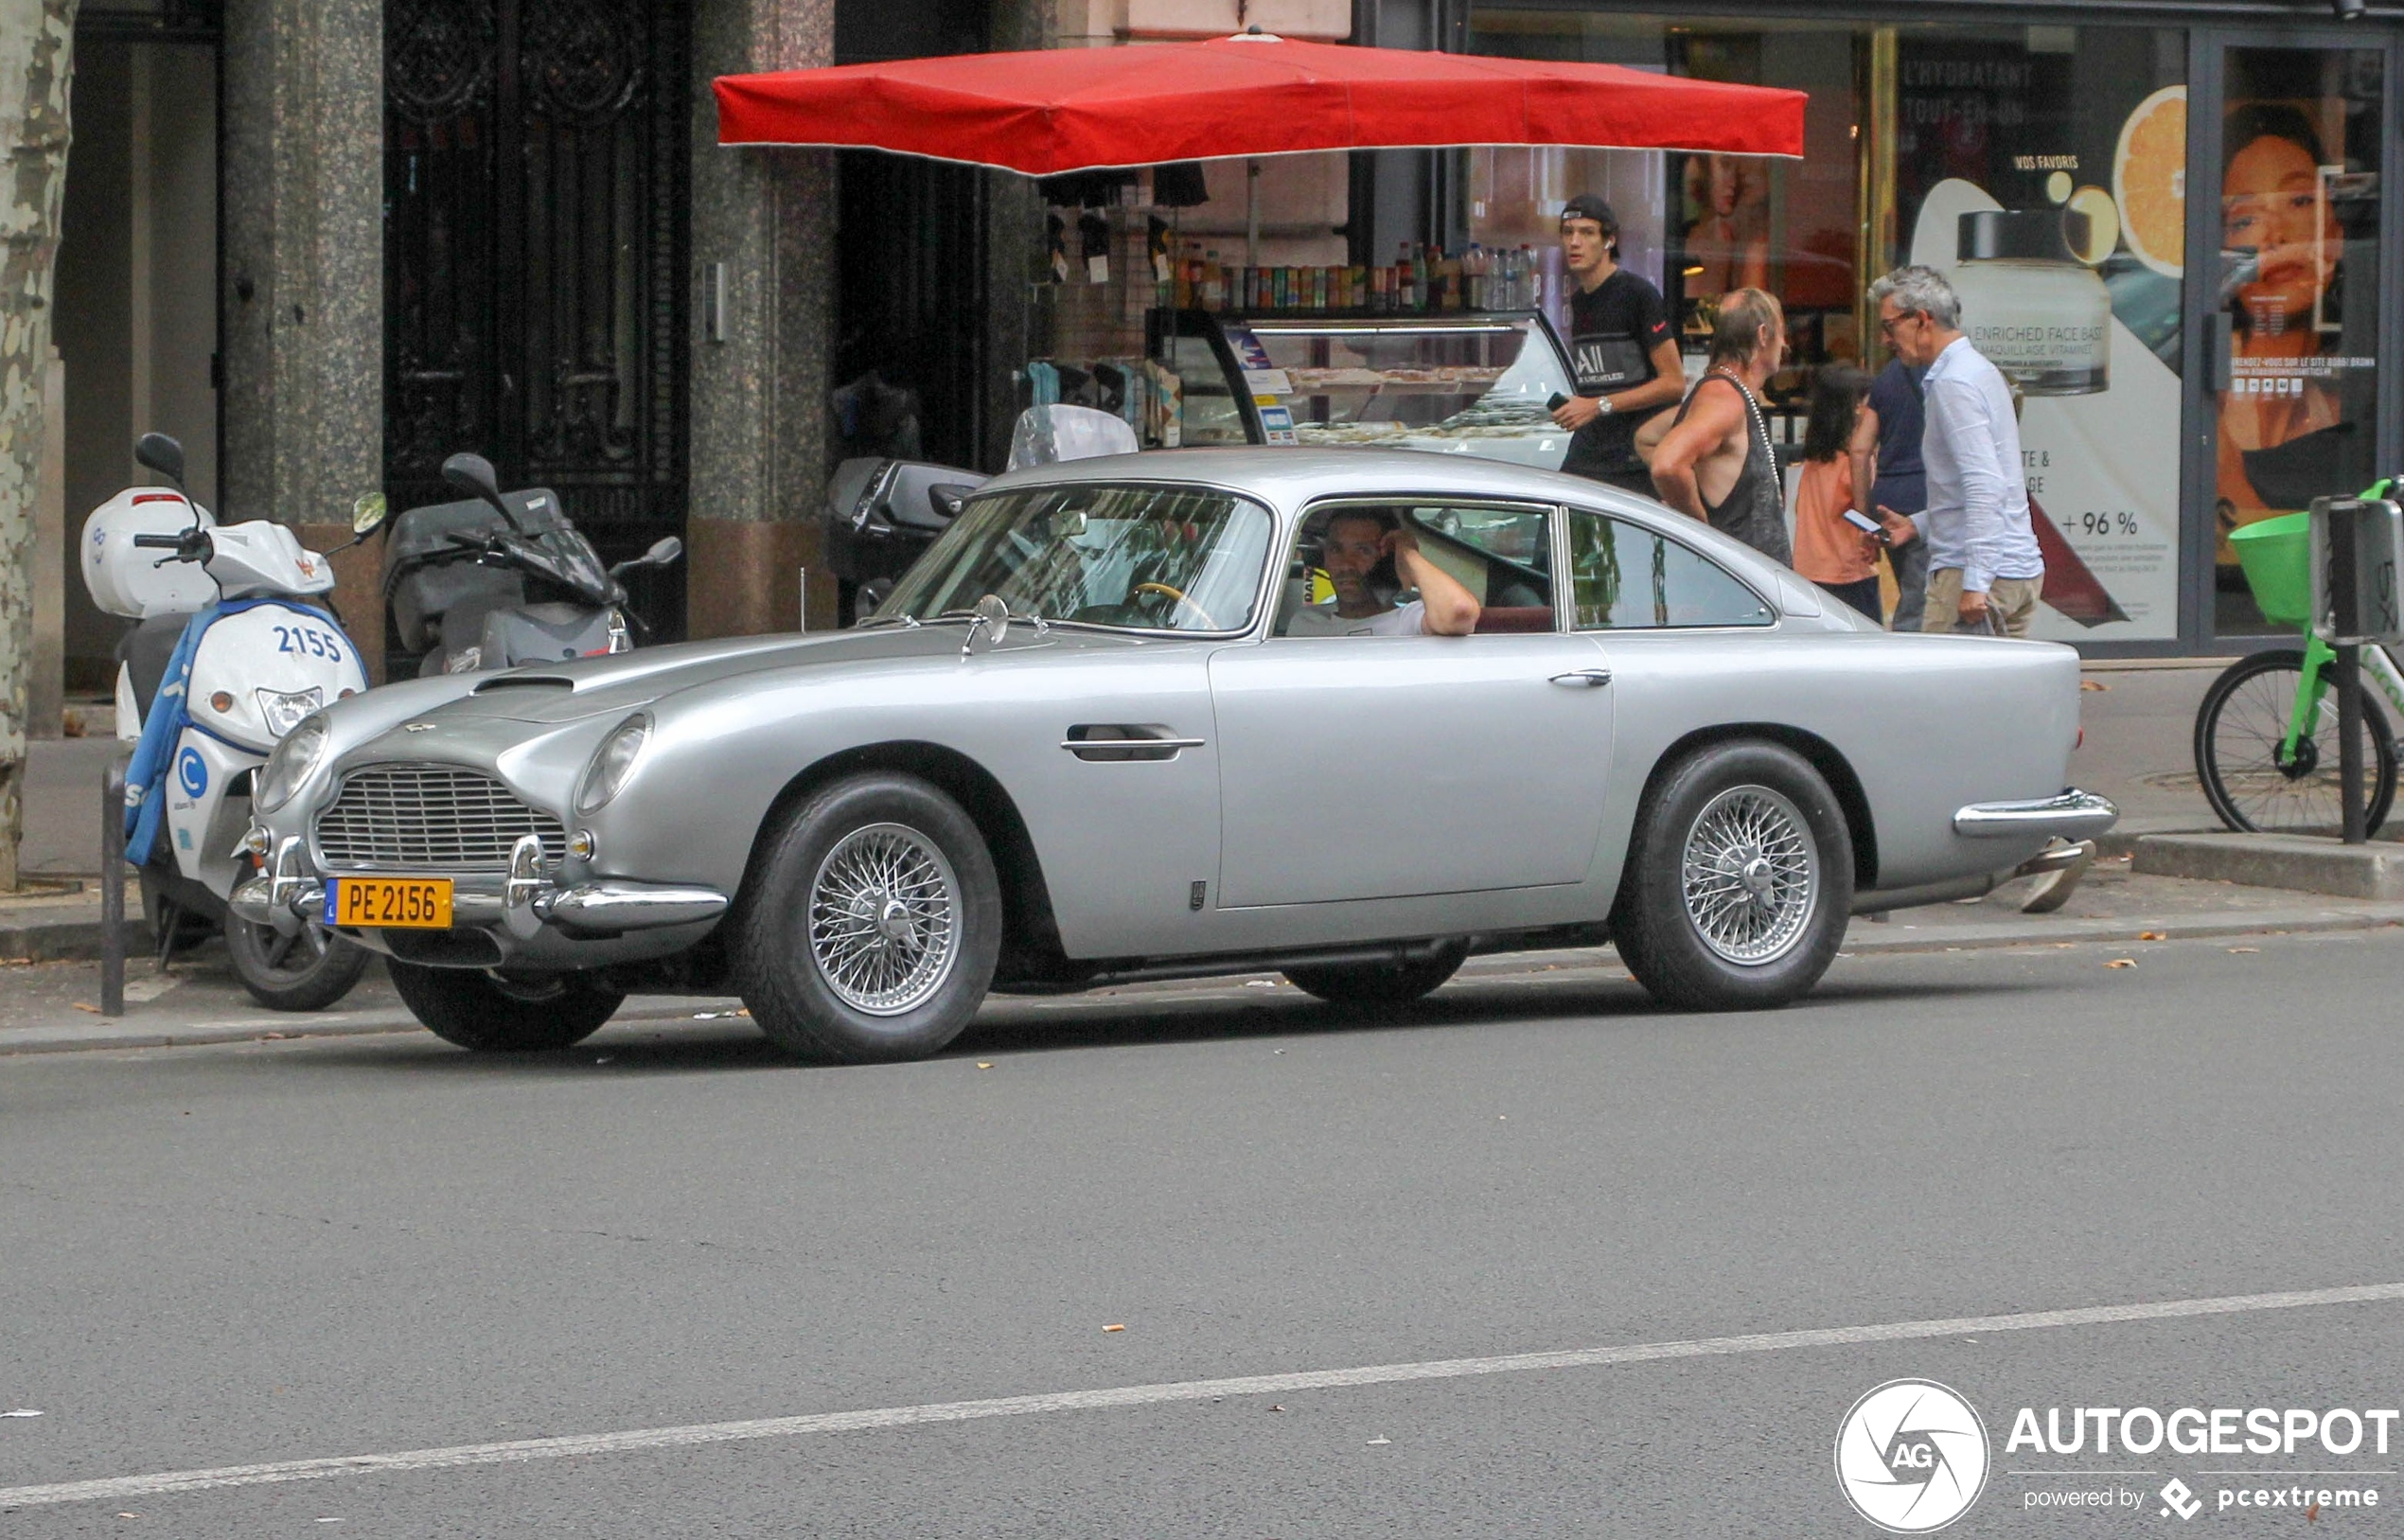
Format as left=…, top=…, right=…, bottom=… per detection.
left=1283, top=510, right=1481, bottom=636
left=1869, top=265, right=2047, bottom=636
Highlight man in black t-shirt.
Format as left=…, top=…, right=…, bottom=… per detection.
left=1549, top=195, right=1688, bottom=496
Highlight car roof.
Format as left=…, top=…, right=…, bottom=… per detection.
left=971, top=447, right=1823, bottom=616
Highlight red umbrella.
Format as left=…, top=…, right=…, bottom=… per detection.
left=716, top=32, right=1805, bottom=174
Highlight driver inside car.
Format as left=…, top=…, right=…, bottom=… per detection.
left=1282, top=510, right=1481, bottom=637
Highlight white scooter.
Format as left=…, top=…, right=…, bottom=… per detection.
left=85, top=433, right=387, bottom=1009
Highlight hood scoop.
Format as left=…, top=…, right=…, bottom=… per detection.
left=473, top=675, right=576, bottom=693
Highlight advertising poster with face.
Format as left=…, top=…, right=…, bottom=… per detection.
left=2214, top=48, right=2385, bottom=632
left=1896, top=29, right=2187, bottom=641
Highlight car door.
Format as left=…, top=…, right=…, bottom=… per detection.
left=1208, top=500, right=1616, bottom=909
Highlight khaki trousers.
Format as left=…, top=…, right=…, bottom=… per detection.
left=1924, top=569, right=2042, bottom=637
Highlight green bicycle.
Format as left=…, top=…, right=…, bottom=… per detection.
left=2193, top=476, right=2404, bottom=837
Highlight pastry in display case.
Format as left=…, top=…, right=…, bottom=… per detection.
left=1145, top=310, right=1580, bottom=471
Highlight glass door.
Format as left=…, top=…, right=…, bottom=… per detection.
left=2204, top=39, right=2392, bottom=639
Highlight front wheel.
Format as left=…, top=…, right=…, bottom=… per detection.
left=2194, top=648, right=2395, bottom=837
left=734, top=772, right=1001, bottom=1063
left=1611, top=740, right=1852, bottom=1012
left=388, top=962, right=625, bottom=1052
left=225, top=918, right=372, bottom=1011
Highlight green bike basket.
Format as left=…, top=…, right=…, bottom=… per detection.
left=2229, top=511, right=2312, bottom=627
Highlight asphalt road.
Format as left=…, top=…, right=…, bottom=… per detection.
left=6, top=929, right=2404, bottom=1536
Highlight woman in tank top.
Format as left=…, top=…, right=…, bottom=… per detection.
left=1641, top=287, right=1792, bottom=567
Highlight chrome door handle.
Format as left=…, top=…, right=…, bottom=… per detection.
left=1059, top=737, right=1207, bottom=752
left=1548, top=669, right=1612, bottom=688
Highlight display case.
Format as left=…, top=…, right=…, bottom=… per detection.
left=1147, top=310, right=1580, bottom=472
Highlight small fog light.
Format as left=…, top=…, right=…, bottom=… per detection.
left=569, top=829, right=598, bottom=861
left=239, top=824, right=273, bottom=859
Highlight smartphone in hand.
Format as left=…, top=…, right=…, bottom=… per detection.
left=1547, top=393, right=1570, bottom=412
left=1840, top=507, right=1886, bottom=540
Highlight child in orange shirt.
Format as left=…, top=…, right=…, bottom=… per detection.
left=1790, top=363, right=1884, bottom=621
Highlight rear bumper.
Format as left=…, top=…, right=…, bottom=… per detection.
left=1953, top=788, right=2119, bottom=841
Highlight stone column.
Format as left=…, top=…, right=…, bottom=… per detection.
left=220, top=0, right=384, bottom=663
left=687, top=0, right=837, bottom=637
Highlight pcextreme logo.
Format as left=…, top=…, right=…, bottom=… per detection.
left=1836, top=1379, right=1991, bottom=1533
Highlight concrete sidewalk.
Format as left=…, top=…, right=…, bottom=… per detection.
left=5, top=859, right=2396, bottom=1056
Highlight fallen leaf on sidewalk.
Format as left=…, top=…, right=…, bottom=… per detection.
left=976, top=1061, right=993, bottom=1069
left=1103, top=1323, right=1126, bottom=1333
left=2106, top=958, right=2137, bottom=968
left=1270, top=1404, right=1285, bottom=1412
left=2138, top=930, right=2166, bottom=941
left=2081, top=679, right=2110, bottom=692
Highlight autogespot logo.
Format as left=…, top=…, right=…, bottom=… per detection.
left=1836, top=1379, right=1991, bottom=1533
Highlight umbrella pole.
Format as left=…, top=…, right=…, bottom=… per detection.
left=1246, top=159, right=1261, bottom=267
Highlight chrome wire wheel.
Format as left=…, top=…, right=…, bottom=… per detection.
left=1679, top=784, right=1820, bottom=966
left=806, top=822, right=963, bottom=1016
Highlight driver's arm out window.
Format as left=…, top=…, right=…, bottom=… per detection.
left=1567, top=508, right=1773, bottom=629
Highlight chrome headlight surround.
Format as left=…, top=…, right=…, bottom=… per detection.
left=256, top=712, right=331, bottom=813
left=256, top=684, right=327, bottom=738
left=575, top=712, right=651, bottom=816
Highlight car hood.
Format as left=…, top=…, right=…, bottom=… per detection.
left=426, top=624, right=1157, bottom=724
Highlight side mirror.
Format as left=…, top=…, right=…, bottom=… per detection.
left=351, top=491, right=390, bottom=537
left=929, top=484, right=976, bottom=521
left=439, top=451, right=522, bottom=530
left=640, top=535, right=682, bottom=568
left=134, top=433, right=186, bottom=487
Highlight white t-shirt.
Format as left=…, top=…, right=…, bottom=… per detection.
left=1282, top=598, right=1427, bottom=637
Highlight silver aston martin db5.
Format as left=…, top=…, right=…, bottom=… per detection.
left=236, top=450, right=2115, bottom=1062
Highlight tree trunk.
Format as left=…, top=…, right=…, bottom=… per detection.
left=0, top=0, right=77, bottom=893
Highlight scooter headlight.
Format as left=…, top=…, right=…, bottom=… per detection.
left=256, top=713, right=331, bottom=813
left=575, top=713, right=650, bottom=816
left=256, top=685, right=326, bottom=738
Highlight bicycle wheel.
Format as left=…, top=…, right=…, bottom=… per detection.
left=2194, top=648, right=2395, bottom=836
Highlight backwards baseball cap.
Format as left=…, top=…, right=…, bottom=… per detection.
left=1559, top=195, right=1618, bottom=234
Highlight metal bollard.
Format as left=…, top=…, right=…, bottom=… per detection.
left=100, top=752, right=129, bottom=1016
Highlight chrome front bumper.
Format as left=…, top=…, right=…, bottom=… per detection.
left=230, top=834, right=727, bottom=937
left=1953, top=788, right=2120, bottom=841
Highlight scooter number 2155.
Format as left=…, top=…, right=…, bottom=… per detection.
left=274, top=625, right=345, bottom=664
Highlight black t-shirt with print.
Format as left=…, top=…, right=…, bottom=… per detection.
left=1559, top=268, right=1673, bottom=479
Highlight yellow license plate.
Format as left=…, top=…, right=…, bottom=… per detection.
left=325, top=876, right=454, bottom=930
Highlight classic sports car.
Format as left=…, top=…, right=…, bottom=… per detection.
left=236, top=450, right=2114, bottom=1062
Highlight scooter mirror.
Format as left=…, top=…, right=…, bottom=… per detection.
left=134, top=433, right=186, bottom=487
left=351, top=491, right=390, bottom=536
left=439, top=451, right=526, bottom=533
left=641, top=536, right=683, bottom=568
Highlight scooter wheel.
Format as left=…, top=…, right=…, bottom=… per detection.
left=225, top=917, right=373, bottom=1012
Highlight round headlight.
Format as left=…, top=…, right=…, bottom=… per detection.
left=576, top=713, right=650, bottom=816
left=256, top=713, right=331, bottom=812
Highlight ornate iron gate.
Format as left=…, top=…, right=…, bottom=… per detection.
left=383, top=0, right=689, bottom=643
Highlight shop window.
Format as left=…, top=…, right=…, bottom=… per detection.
left=1464, top=12, right=2189, bottom=645
left=1565, top=508, right=1771, bottom=630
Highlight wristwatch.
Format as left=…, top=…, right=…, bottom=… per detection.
left=1595, top=397, right=1616, bottom=416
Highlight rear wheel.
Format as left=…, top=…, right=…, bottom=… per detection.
left=2194, top=648, right=2395, bottom=836
left=388, top=961, right=625, bottom=1052
left=735, top=772, right=1001, bottom=1063
left=225, top=916, right=371, bottom=1011
left=1611, top=740, right=1852, bottom=1012
left=1282, top=945, right=1467, bottom=1006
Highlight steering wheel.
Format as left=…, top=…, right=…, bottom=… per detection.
left=1133, top=581, right=1220, bottom=630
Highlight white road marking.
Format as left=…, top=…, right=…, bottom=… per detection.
left=7, top=1280, right=2401, bottom=1510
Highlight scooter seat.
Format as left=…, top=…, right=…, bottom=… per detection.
left=116, top=612, right=192, bottom=728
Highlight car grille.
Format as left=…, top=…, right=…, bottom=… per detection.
left=315, top=766, right=566, bottom=873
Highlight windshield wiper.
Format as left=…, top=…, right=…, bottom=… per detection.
left=851, top=613, right=920, bottom=629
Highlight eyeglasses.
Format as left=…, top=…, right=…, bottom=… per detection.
left=1878, top=309, right=1922, bottom=338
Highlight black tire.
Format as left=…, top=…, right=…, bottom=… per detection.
left=2194, top=648, right=2395, bottom=837
left=1611, top=740, right=1853, bottom=1012
left=1282, top=944, right=1467, bottom=1006
left=225, top=917, right=372, bottom=1012
left=388, top=961, right=625, bottom=1052
left=734, top=772, right=1001, bottom=1064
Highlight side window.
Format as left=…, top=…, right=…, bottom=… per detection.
left=1567, top=508, right=1772, bottom=629
left=1273, top=504, right=1554, bottom=637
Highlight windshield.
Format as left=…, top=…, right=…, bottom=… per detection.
left=879, top=483, right=1274, bottom=634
